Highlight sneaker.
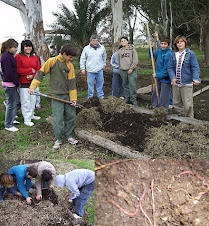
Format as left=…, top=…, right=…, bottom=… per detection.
left=120, top=96, right=125, bottom=100
left=3, top=100, right=7, bottom=107
left=5, top=126, right=19, bottom=132
left=53, top=140, right=62, bottom=149
left=31, top=115, right=41, bottom=120
left=68, top=138, right=78, bottom=145
left=24, top=121, right=34, bottom=127
left=13, top=120, right=20, bottom=124
left=36, top=104, right=41, bottom=109
left=72, top=213, right=82, bottom=219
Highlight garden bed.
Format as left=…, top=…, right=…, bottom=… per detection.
left=76, top=97, right=209, bottom=159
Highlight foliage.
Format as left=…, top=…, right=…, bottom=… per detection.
left=50, top=0, right=111, bottom=49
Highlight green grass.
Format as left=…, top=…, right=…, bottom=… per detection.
left=68, top=159, right=95, bottom=171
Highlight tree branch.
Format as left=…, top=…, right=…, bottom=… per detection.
left=174, top=16, right=202, bottom=29
left=0, top=0, right=25, bottom=14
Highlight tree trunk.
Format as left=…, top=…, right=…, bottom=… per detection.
left=203, top=24, right=209, bottom=66
left=161, top=0, right=169, bottom=37
left=0, top=0, right=49, bottom=63
left=111, top=0, right=123, bottom=53
left=75, top=129, right=149, bottom=159
left=169, top=1, right=173, bottom=46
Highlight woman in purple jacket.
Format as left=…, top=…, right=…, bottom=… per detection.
left=0, top=39, right=20, bottom=132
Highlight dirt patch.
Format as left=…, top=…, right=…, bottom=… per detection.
left=77, top=96, right=170, bottom=152
left=95, top=159, right=209, bottom=226
left=76, top=97, right=209, bottom=158
left=144, top=123, right=209, bottom=159
left=0, top=193, right=85, bottom=226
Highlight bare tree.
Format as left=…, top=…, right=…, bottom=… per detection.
left=111, top=0, right=123, bottom=52
left=0, top=0, right=49, bottom=63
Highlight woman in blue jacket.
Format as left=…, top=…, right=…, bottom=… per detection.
left=167, top=35, right=200, bottom=118
left=149, top=36, right=172, bottom=110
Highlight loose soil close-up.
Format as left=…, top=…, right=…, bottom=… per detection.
left=95, top=159, right=209, bottom=226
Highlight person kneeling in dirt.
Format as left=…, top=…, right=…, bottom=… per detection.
left=55, top=169, right=95, bottom=219
left=0, top=173, right=22, bottom=203
left=8, top=165, right=37, bottom=204
left=30, top=161, right=56, bottom=200
left=28, top=45, right=78, bottom=149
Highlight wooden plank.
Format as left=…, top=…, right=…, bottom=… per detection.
left=166, top=114, right=207, bottom=125
left=193, top=85, right=209, bottom=97
left=75, top=129, right=150, bottom=159
left=137, top=84, right=209, bottom=97
left=132, top=106, right=207, bottom=125
left=137, top=85, right=152, bottom=94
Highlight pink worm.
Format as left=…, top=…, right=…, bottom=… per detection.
left=108, top=183, right=154, bottom=226
left=107, top=199, right=140, bottom=217
left=139, top=182, right=154, bottom=226
left=178, top=170, right=209, bottom=188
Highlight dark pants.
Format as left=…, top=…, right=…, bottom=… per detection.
left=151, top=81, right=171, bottom=110
left=112, top=73, right=124, bottom=97
left=3, top=86, right=19, bottom=128
left=120, top=69, right=137, bottom=104
left=73, top=181, right=94, bottom=217
left=52, top=94, right=76, bottom=142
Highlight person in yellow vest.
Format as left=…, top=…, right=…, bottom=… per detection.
left=28, top=45, right=78, bottom=149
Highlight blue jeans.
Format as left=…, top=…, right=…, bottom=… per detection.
left=73, top=181, right=94, bottom=217
left=87, top=70, right=104, bottom=98
left=0, top=185, right=5, bottom=202
left=0, top=184, right=18, bottom=202
left=112, top=73, right=124, bottom=97
left=3, top=86, right=19, bottom=128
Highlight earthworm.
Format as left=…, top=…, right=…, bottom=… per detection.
left=108, top=182, right=154, bottom=226
left=107, top=199, right=140, bottom=217
left=139, top=182, right=154, bottom=226
left=178, top=170, right=209, bottom=188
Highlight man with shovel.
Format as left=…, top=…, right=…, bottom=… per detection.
left=28, top=45, right=78, bottom=149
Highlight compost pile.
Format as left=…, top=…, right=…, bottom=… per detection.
left=77, top=97, right=171, bottom=152
left=0, top=190, right=87, bottom=226
left=77, top=97, right=209, bottom=158
left=95, top=159, right=209, bottom=226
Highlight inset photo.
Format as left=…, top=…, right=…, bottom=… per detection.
left=95, top=159, right=209, bottom=226
left=0, top=159, right=94, bottom=226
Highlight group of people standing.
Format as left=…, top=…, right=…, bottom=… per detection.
left=0, top=32, right=201, bottom=149
left=150, top=32, right=200, bottom=118
left=80, top=35, right=139, bottom=106
left=0, top=161, right=95, bottom=219
left=0, top=39, right=41, bottom=132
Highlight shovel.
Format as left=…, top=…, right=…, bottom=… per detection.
left=31, top=91, right=84, bottom=109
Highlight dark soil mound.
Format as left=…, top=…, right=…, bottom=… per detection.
left=77, top=97, right=174, bottom=152
left=42, top=189, right=58, bottom=205
left=99, top=110, right=165, bottom=152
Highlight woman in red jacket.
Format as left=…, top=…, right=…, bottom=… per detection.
left=15, top=40, right=41, bottom=126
